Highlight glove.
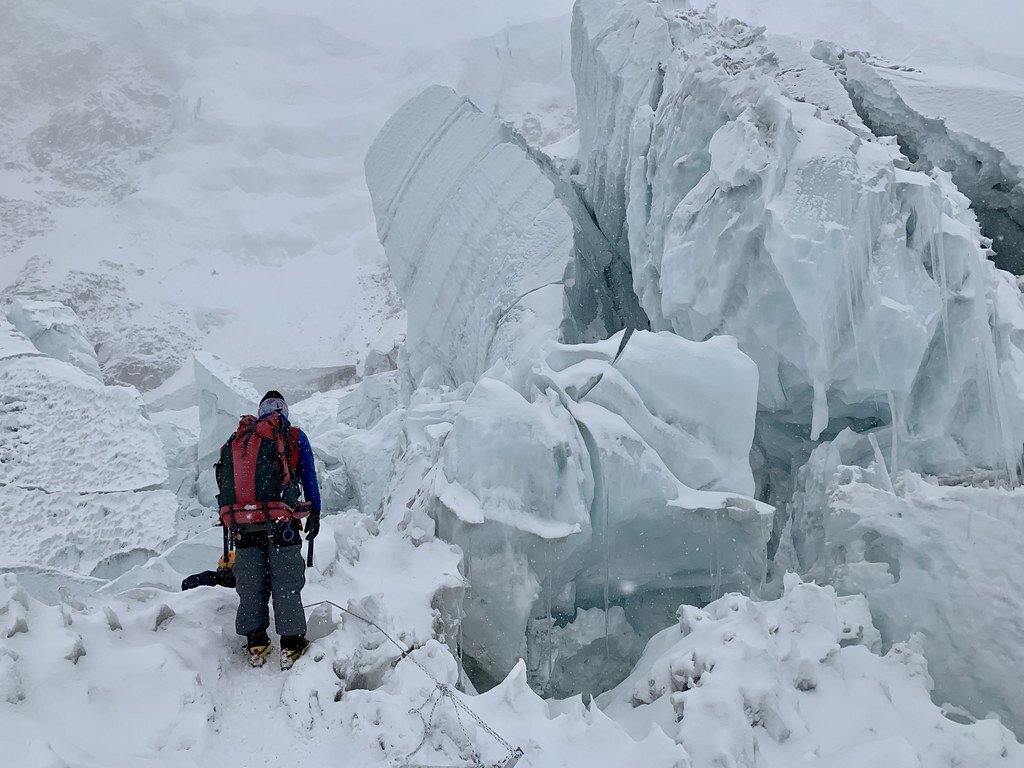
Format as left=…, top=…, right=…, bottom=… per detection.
left=304, top=510, right=320, bottom=540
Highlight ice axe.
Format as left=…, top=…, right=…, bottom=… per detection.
left=571, top=326, right=635, bottom=402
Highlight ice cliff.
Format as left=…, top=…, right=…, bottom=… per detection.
left=366, top=84, right=771, bottom=694
left=0, top=313, right=176, bottom=591
left=364, top=0, right=1024, bottom=726
left=817, top=48, right=1024, bottom=275
left=572, top=0, right=1024, bottom=483
left=568, top=0, right=1024, bottom=732
left=365, top=85, right=644, bottom=388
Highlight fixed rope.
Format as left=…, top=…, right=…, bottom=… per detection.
left=302, top=600, right=524, bottom=768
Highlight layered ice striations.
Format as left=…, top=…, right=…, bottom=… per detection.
left=572, top=0, right=1024, bottom=479
left=365, top=85, right=643, bottom=390
left=365, top=85, right=573, bottom=387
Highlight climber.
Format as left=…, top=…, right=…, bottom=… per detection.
left=215, top=390, right=322, bottom=669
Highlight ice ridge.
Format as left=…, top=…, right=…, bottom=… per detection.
left=571, top=0, right=1024, bottom=481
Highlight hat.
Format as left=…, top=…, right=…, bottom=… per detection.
left=258, top=390, right=288, bottom=419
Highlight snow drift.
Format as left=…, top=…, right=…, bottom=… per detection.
left=790, top=432, right=1024, bottom=733
left=599, top=574, right=1023, bottom=768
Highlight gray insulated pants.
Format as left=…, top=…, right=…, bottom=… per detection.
left=234, top=542, right=307, bottom=637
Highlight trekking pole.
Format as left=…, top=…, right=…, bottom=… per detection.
left=306, top=534, right=314, bottom=568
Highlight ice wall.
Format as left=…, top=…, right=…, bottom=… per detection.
left=0, top=317, right=175, bottom=588
left=365, top=85, right=643, bottom=390
left=790, top=436, right=1024, bottom=733
left=826, top=49, right=1024, bottom=275
left=571, top=0, right=1024, bottom=480
left=364, top=31, right=776, bottom=696
left=365, top=85, right=572, bottom=387
left=421, top=332, right=771, bottom=693
left=6, top=298, right=102, bottom=381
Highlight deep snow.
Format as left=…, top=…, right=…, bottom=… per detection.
left=4, top=0, right=1024, bottom=766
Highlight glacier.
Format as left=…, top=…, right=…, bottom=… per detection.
left=3, top=0, right=1024, bottom=765
left=365, top=82, right=773, bottom=694
left=360, top=0, right=1024, bottom=733
left=789, top=433, right=1024, bottom=733
left=572, top=0, right=1024, bottom=484
left=825, top=48, right=1024, bottom=274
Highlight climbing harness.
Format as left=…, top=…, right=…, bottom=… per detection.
left=303, top=600, right=524, bottom=768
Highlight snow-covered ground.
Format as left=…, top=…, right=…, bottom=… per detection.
left=4, top=0, right=1024, bottom=766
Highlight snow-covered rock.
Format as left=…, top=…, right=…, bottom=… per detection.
left=790, top=434, right=1024, bottom=734
left=571, top=0, right=1024, bottom=480
left=6, top=298, right=102, bottom=381
left=599, top=575, right=1024, bottom=768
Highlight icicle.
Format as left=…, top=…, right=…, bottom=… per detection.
left=885, top=387, right=900, bottom=477
left=810, top=378, right=828, bottom=441
left=545, top=542, right=554, bottom=689
left=603, top=483, right=611, bottom=662
left=929, top=190, right=954, bottom=374
left=868, top=433, right=895, bottom=493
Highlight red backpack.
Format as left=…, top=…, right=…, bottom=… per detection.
left=215, top=413, right=310, bottom=528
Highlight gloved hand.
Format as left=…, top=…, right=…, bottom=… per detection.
left=304, top=510, right=320, bottom=540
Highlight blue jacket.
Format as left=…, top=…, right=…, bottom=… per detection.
left=294, top=428, right=322, bottom=513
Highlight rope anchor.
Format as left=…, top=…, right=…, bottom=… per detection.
left=303, top=600, right=526, bottom=768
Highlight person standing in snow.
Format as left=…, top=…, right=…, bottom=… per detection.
left=215, top=390, right=321, bottom=669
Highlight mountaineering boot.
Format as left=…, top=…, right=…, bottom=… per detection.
left=280, top=635, right=310, bottom=670
left=246, top=629, right=272, bottom=668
